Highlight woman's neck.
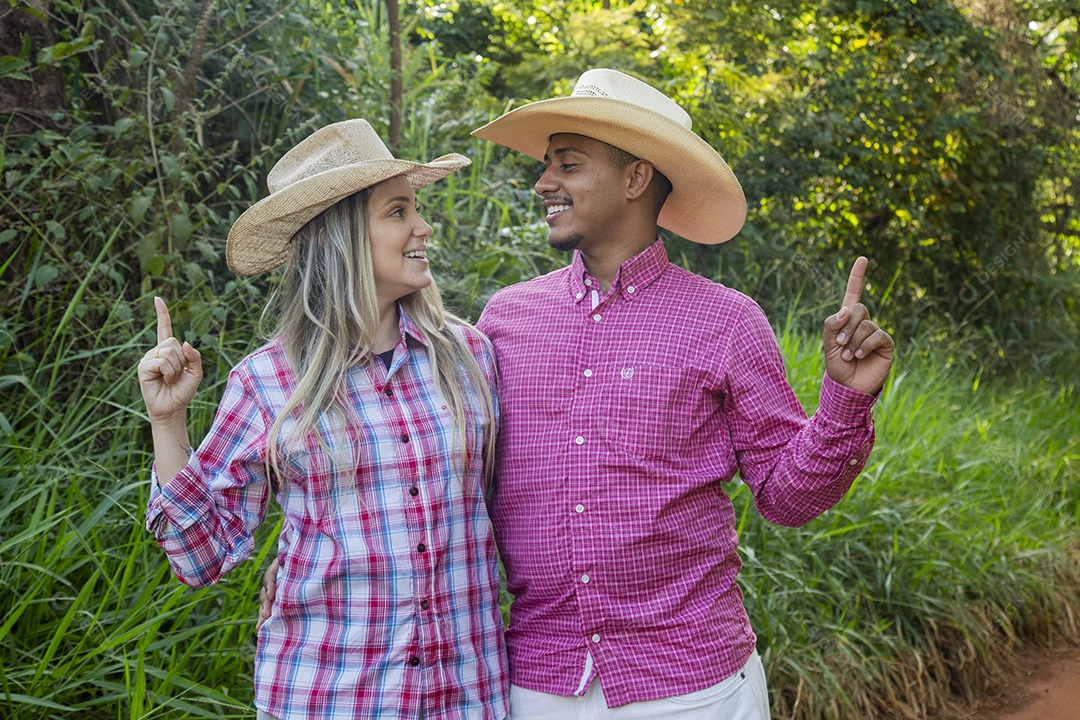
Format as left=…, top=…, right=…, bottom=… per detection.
left=373, top=302, right=400, bottom=354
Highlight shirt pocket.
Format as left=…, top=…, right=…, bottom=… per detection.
left=280, top=421, right=369, bottom=533
left=600, top=362, right=681, bottom=459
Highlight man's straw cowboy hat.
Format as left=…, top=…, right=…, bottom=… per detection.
left=472, top=68, right=746, bottom=244
left=227, top=119, right=470, bottom=275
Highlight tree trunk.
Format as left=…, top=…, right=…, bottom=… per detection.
left=169, top=0, right=216, bottom=155
left=0, top=1, right=65, bottom=139
left=386, top=0, right=402, bottom=149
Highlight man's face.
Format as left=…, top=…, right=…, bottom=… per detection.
left=534, top=133, right=628, bottom=253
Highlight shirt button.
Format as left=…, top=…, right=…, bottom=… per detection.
left=584, top=278, right=593, bottom=287
left=627, top=286, right=635, bottom=294
left=383, top=387, right=393, bottom=398
left=400, top=433, right=410, bottom=443
left=420, top=599, right=430, bottom=610
left=849, top=458, right=858, bottom=465
left=576, top=292, right=583, bottom=300
left=591, top=634, right=601, bottom=643
left=409, top=487, right=419, bottom=497
left=575, top=436, right=584, bottom=445
left=409, top=656, right=420, bottom=667
left=581, top=574, right=590, bottom=584
left=592, top=314, right=601, bottom=322
left=583, top=369, right=593, bottom=377
left=575, top=504, right=585, bottom=513
left=416, top=543, right=426, bottom=553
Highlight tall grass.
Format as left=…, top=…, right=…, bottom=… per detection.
left=737, top=326, right=1080, bottom=718
left=1, top=4, right=1075, bottom=716
left=1, top=270, right=1076, bottom=718
left=0, top=258, right=273, bottom=718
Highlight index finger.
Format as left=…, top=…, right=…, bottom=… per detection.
left=841, top=256, right=868, bottom=310
left=154, top=296, right=173, bottom=343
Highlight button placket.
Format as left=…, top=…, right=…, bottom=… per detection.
left=567, top=284, right=606, bottom=657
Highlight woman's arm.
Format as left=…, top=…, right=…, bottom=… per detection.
left=140, top=296, right=271, bottom=587
left=138, top=296, right=203, bottom=484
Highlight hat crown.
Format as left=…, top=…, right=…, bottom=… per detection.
left=266, top=119, right=395, bottom=194
left=570, top=69, right=692, bottom=130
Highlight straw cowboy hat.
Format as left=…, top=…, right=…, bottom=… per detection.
left=472, top=68, right=746, bottom=244
left=226, top=119, right=470, bottom=275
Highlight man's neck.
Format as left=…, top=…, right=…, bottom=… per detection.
left=578, top=230, right=657, bottom=294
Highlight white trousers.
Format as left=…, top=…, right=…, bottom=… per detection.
left=508, top=651, right=770, bottom=720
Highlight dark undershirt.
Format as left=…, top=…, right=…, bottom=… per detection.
left=377, top=348, right=394, bottom=370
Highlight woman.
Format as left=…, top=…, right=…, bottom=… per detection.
left=139, top=119, right=508, bottom=720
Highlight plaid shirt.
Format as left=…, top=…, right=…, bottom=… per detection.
left=477, top=240, right=876, bottom=708
left=146, top=310, right=509, bottom=720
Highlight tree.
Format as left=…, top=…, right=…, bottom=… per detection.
left=388, top=0, right=403, bottom=147
left=1, top=1, right=66, bottom=139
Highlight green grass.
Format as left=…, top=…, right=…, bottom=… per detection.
left=738, top=328, right=1080, bottom=718
left=1, top=284, right=1076, bottom=719
left=0, top=273, right=274, bottom=718
left=3, top=1, right=1077, bottom=715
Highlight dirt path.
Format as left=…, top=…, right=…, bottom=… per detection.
left=956, top=646, right=1080, bottom=720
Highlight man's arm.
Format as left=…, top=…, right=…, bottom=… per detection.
left=727, top=257, right=892, bottom=527
left=257, top=557, right=279, bottom=632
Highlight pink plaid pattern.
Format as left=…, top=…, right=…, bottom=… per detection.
left=478, top=240, right=876, bottom=708
left=146, top=310, right=509, bottom=720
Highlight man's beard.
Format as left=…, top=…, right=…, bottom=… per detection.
left=549, top=231, right=583, bottom=252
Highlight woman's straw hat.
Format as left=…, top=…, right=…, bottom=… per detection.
left=226, top=119, right=470, bottom=275
left=472, top=68, right=746, bottom=244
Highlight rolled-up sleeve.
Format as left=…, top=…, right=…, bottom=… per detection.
left=145, top=365, right=271, bottom=587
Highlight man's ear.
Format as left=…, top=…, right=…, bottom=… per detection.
left=625, top=159, right=655, bottom=201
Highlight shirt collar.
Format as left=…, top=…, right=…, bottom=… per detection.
left=568, top=237, right=668, bottom=304
left=398, top=303, right=428, bottom=347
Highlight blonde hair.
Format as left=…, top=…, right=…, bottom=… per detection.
left=263, top=186, right=496, bottom=493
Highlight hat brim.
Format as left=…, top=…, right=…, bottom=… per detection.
left=226, top=154, right=470, bottom=276
left=472, top=97, right=746, bottom=245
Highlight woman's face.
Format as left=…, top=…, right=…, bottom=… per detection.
left=366, top=175, right=434, bottom=309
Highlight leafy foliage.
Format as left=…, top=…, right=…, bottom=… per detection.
left=446, top=0, right=1080, bottom=371
left=1, top=0, right=1078, bottom=718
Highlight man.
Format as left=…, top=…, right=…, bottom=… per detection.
left=261, top=69, right=893, bottom=718
left=469, top=68, right=892, bottom=718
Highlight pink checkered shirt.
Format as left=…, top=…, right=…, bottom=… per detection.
left=477, top=239, right=876, bottom=708
left=146, top=310, right=509, bottom=720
